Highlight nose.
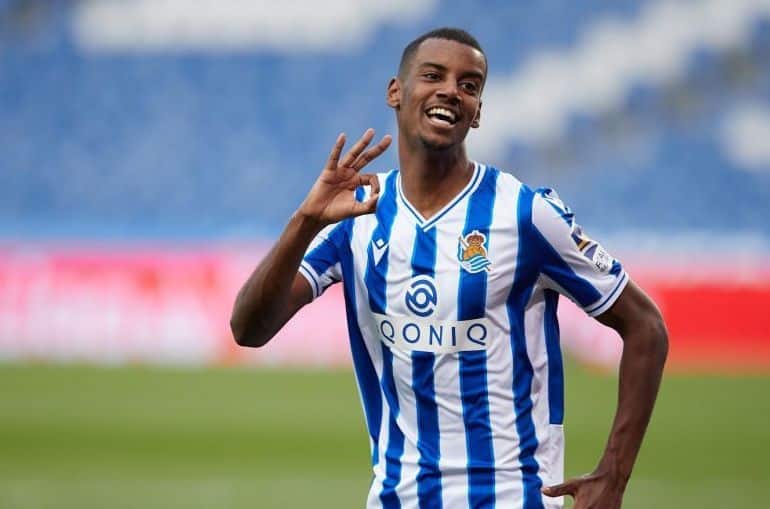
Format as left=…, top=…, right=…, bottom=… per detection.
left=436, top=80, right=461, bottom=104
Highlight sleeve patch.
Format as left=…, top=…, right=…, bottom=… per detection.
left=572, top=224, right=616, bottom=274
left=590, top=244, right=615, bottom=274
left=570, top=224, right=591, bottom=249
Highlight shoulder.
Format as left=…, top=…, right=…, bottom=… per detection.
left=475, top=164, right=542, bottom=215
left=474, top=164, right=577, bottom=223
left=474, top=163, right=525, bottom=199
left=532, top=187, right=574, bottom=225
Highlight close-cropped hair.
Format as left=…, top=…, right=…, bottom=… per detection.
left=398, top=27, right=487, bottom=80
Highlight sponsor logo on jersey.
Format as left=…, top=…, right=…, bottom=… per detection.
left=405, top=275, right=437, bottom=317
left=457, top=230, right=491, bottom=273
left=373, top=312, right=489, bottom=353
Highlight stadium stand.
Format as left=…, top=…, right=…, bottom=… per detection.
left=1, top=0, right=768, bottom=242
left=1, top=0, right=769, bottom=370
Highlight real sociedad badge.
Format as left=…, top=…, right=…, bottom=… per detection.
left=457, top=230, right=492, bottom=273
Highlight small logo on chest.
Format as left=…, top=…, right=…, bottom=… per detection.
left=371, top=238, right=388, bottom=265
left=457, top=230, right=492, bottom=273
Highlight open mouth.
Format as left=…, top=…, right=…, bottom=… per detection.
left=425, top=106, right=457, bottom=127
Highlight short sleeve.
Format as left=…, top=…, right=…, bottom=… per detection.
left=530, top=188, right=629, bottom=317
left=299, top=221, right=347, bottom=301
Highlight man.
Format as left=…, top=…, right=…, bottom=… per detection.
left=230, top=27, right=667, bottom=509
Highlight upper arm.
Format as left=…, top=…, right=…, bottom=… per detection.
left=595, top=279, right=668, bottom=342
left=530, top=188, right=628, bottom=317
left=298, top=222, right=347, bottom=300
left=231, top=220, right=346, bottom=348
left=258, top=220, right=347, bottom=343
left=528, top=188, right=666, bottom=348
left=283, top=271, right=315, bottom=321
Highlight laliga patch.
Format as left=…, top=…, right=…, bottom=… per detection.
left=589, top=244, right=614, bottom=273
left=572, top=223, right=615, bottom=274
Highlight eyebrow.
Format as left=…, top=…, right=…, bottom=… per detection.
left=418, top=62, right=485, bottom=82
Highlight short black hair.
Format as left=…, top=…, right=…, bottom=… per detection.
left=398, top=27, right=487, bottom=80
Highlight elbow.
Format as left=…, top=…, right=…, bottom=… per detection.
left=639, top=308, right=669, bottom=366
left=229, top=317, right=248, bottom=347
left=230, top=313, right=270, bottom=349
left=652, top=318, right=669, bottom=366
left=617, top=303, right=669, bottom=367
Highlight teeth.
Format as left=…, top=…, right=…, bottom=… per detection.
left=427, top=107, right=456, bottom=122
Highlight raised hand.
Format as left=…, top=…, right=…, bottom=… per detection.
left=298, top=128, right=392, bottom=226
left=542, top=470, right=626, bottom=509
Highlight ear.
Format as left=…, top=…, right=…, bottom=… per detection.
left=386, top=77, right=401, bottom=109
left=471, top=101, right=482, bottom=129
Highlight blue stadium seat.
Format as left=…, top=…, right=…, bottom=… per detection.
left=0, top=0, right=768, bottom=242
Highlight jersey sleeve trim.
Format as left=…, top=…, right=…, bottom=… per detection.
left=300, top=220, right=351, bottom=300
left=584, top=270, right=629, bottom=317
left=298, top=261, right=322, bottom=300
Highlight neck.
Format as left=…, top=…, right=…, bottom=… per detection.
left=397, top=133, right=474, bottom=219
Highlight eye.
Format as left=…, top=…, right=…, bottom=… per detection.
left=423, top=72, right=440, bottom=80
left=461, top=82, right=479, bottom=94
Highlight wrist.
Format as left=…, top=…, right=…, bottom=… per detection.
left=291, top=208, right=326, bottom=236
left=595, top=453, right=632, bottom=487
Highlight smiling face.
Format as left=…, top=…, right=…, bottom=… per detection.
left=388, top=38, right=486, bottom=151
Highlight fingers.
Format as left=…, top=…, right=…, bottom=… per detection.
left=353, top=134, right=392, bottom=171
left=363, top=172, right=381, bottom=197
left=542, top=479, right=579, bottom=498
left=326, top=133, right=346, bottom=169
left=339, top=128, right=375, bottom=168
left=350, top=174, right=380, bottom=217
left=351, top=196, right=379, bottom=216
left=331, top=129, right=391, bottom=173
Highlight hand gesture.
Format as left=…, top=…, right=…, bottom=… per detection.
left=298, top=128, right=392, bottom=226
left=542, top=470, right=626, bottom=509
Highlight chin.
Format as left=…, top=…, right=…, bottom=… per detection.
left=419, top=133, right=460, bottom=151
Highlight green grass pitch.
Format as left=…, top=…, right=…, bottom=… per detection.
left=0, top=361, right=767, bottom=508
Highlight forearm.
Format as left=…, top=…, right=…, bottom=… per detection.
left=597, top=317, right=668, bottom=484
left=230, top=129, right=388, bottom=347
left=230, top=211, right=322, bottom=347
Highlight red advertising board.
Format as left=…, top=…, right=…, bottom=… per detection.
left=0, top=245, right=767, bottom=372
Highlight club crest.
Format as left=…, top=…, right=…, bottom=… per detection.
left=457, top=230, right=492, bottom=273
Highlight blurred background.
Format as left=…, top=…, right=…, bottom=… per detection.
left=1, top=0, right=769, bottom=508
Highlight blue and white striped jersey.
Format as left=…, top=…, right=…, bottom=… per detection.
left=299, top=163, right=628, bottom=509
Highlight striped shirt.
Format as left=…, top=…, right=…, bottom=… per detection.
left=299, top=163, right=628, bottom=509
